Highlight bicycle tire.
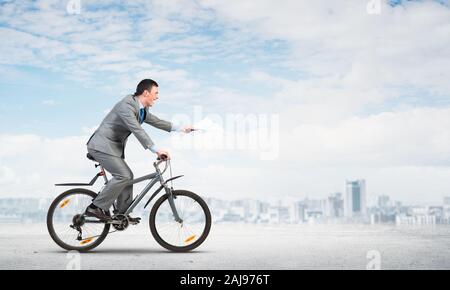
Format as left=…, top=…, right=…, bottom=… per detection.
left=149, top=190, right=211, bottom=252
left=47, top=188, right=110, bottom=252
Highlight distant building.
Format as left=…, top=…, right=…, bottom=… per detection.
left=395, top=214, right=436, bottom=226
left=229, top=205, right=245, bottom=219
left=278, top=206, right=291, bottom=223
left=306, top=210, right=323, bottom=220
left=345, top=180, right=367, bottom=218
left=246, top=199, right=261, bottom=222
left=222, top=213, right=242, bottom=222
left=268, top=206, right=280, bottom=223
left=444, top=197, right=450, bottom=222
left=294, top=202, right=307, bottom=223
left=429, top=206, right=444, bottom=223
left=378, top=195, right=390, bottom=209
left=326, top=193, right=344, bottom=218
left=408, top=206, right=428, bottom=216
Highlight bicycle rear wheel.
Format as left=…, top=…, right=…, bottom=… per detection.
left=47, top=188, right=110, bottom=252
left=149, top=190, right=211, bottom=252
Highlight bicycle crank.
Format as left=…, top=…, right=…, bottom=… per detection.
left=111, top=214, right=129, bottom=231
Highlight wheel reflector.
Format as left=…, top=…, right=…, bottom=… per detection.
left=80, top=237, right=93, bottom=245
left=60, top=199, right=70, bottom=208
left=184, top=235, right=196, bottom=243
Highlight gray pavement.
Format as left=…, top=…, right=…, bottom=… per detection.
left=1, top=223, right=449, bottom=270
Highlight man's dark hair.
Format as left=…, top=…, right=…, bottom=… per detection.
left=134, top=79, right=158, bottom=96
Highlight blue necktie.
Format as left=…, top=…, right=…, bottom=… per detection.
left=139, top=108, right=146, bottom=124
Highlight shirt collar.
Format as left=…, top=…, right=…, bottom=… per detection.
left=137, top=98, right=145, bottom=110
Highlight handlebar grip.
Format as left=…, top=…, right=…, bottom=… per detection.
left=157, top=154, right=168, bottom=161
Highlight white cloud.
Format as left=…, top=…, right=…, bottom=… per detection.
left=0, top=1, right=190, bottom=91
left=203, top=0, right=450, bottom=108
left=0, top=0, right=289, bottom=103
left=2, top=104, right=450, bottom=204
left=0, top=134, right=91, bottom=198
left=1, top=1, right=450, bottom=205
left=0, top=166, right=16, bottom=184
left=285, top=107, right=450, bottom=167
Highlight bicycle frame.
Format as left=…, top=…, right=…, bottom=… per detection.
left=55, top=160, right=184, bottom=223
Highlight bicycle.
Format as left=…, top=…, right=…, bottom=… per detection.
left=46, top=153, right=212, bottom=252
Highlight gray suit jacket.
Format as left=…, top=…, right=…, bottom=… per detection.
left=87, top=94, right=172, bottom=158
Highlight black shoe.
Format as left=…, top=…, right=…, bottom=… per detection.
left=84, top=205, right=110, bottom=221
left=127, top=215, right=141, bottom=224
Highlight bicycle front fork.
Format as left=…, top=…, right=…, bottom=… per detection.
left=157, top=164, right=183, bottom=224
left=166, top=187, right=183, bottom=224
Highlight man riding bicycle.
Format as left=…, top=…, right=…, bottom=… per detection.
left=85, top=79, right=193, bottom=222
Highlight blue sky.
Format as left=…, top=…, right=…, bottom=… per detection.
left=1, top=0, right=450, bottom=204
left=0, top=0, right=291, bottom=136
left=1, top=0, right=447, bottom=137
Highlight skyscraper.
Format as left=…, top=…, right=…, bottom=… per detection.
left=326, top=193, right=344, bottom=218
left=345, top=180, right=367, bottom=218
left=378, top=195, right=390, bottom=209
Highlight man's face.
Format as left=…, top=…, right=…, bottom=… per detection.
left=144, top=86, right=159, bottom=107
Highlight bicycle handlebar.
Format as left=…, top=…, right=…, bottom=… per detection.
left=154, top=156, right=169, bottom=175
left=157, top=154, right=169, bottom=161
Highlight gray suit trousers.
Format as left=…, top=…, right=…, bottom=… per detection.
left=88, top=149, right=134, bottom=213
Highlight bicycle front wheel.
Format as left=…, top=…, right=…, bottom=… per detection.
left=149, top=190, right=211, bottom=252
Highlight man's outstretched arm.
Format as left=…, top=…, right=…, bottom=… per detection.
left=144, top=112, right=173, bottom=132
left=144, top=112, right=194, bottom=156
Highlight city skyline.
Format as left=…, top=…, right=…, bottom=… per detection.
left=2, top=189, right=449, bottom=226
left=0, top=173, right=448, bottom=206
